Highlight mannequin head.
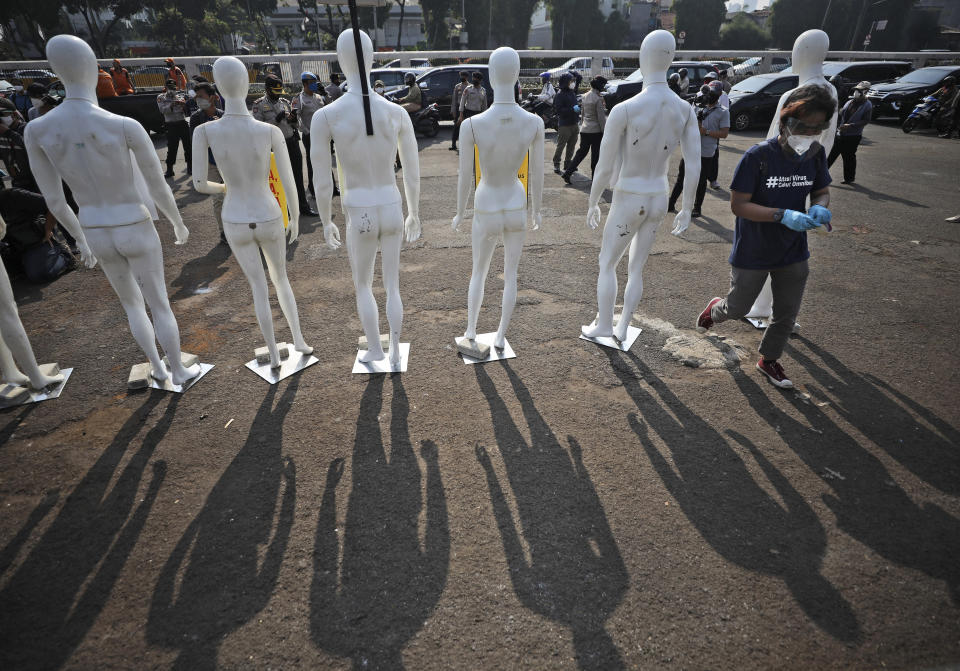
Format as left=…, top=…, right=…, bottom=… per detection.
left=488, top=46, right=520, bottom=104
left=336, top=29, right=374, bottom=92
left=639, top=30, right=675, bottom=86
left=212, top=56, right=251, bottom=115
left=792, top=29, right=829, bottom=83
left=46, top=35, right=98, bottom=103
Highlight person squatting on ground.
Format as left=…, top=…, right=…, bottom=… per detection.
left=251, top=75, right=317, bottom=216
left=449, top=70, right=470, bottom=151
left=553, top=72, right=580, bottom=174
left=697, top=84, right=835, bottom=389
left=562, top=76, right=608, bottom=183
left=157, top=79, right=191, bottom=178
left=396, top=72, right=422, bottom=113
left=96, top=65, right=117, bottom=99
left=827, top=81, right=872, bottom=184
left=458, top=71, right=489, bottom=145
left=669, top=85, right=729, bottom=217
left=189, top=82, right=226, bottom=243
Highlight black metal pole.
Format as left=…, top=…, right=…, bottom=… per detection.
left=347, top=0, right=374, bottom=136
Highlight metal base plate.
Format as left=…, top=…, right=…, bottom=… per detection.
left=579, top=323, right=642, bottom=352
left=460, top=332, right=516, bottom=365
left=245, top=351, right=319, bottom=384
left=0, top=366, right=74, bottom=408
left=745, top=317, right=769, bottom=329
left=135, top=363, right=214, bottom=393
left=352, top=343, right=409, bottom=374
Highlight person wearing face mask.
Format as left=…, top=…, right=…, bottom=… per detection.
left=325, top=73, right=344, bottom=103
left=696, top=84, right=835, bottom=389
left=0, top=99, right=36, bottom=191
left=251, top=75, right=317, bottom=216
left=827, top=81, right=872, bottom=184
left=458, top=71, right=489, bottom=136
left=667, top=72, right=683, bottom=97
left=9, top=81, right=31, bottom=117
left=552, top=72, right=580, bottom=174
left=395, top=72, right=422, bottom=113
left=373, top=80, right=386, bottom=96
left=561, top=76, right=607, bottom=183
left=157, top=78, right=191, bottom=178
left=668, top=85, right=728, bottom=215
left=449, top=70, right=470, bottom=151
left=189, top=82, right=227, bottom=243
left=110, top=59, right=136, bottom=95
left=25, top=83, right=47, bottom=121
left=677, top=68, right=690, bottom=95
left=164, top=57, right=187, bottom=91
left=291, top=71, right=332, bottom=199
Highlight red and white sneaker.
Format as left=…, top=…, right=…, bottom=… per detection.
left=757, top=358, right=793, bottom=389
left=697, top=297, right=723, bottom=330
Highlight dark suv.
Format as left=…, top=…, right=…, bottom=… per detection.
left=602, top=61, right=719, bottom=109
left=866, top=65, right=960, bottom=120
left=820, top=60, right=911, bottom=103
left=390, top=65, right=494, bottom=120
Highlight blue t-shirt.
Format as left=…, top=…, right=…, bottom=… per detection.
left=728, top=138, right=831, bottom=270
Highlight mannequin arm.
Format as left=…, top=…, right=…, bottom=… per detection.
left=586, top=105, right=626, bottom=229
left=22, top=125, right=96, bottom=267
left=309, top=110, right=340, bottom=249
left=674, top=105, right=702, bottom=235
left=270, top=126, right=300, bottom=242
left=528, top=117, right=545, bottom=231
left=452, top=118, right=476, bottom=231
left=190, top=126, right=225, bottom=195
left=396, top=106, right=421, bottom=242
left=124, top=118, right=188, bottom=244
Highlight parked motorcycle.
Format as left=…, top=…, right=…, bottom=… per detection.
left=902, top=94, right=948, bottom=134
left=521, top=93, right=558, bottom=130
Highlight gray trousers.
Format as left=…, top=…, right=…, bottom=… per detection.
left=710, top=260, right=809, bottom=360
left=554, top=124, right=579, bottom=168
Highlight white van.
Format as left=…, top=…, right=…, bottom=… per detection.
left=542, top=56, right=615, bottom=81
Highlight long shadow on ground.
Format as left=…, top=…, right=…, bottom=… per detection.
left=473, top=361, right=628, bottom=670
left=0, top=391, right=176, bottom=670
left=311, top=374, right=449, bottom=670
left=604, top=348, right=860, bottom=642
left=147, top=380, right=298, bottom=670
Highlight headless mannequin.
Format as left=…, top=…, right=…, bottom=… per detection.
left=452, top=47, right=545, bottom=350
left=24, top=35, right=200, bottom=386
left=747, top=29, right=839, bottom=322
left=192, top=56, right=312, bottom=368
left=0, top=214, right=64, bottom=389
left=582, top=30, right=701, bottom=341
left=311, top=29, right=421, bottom=366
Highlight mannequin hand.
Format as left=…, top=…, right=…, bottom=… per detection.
left=587, top=205, right=601, bottom=230
left=404, top=214, right=422, bottom=243
left=323, top=221, right=342, bottom=249
left=452, top=213, right=463, bottom=232
left=671, top=210, right=692, bottom=236
left=78, top=242, right=98, bottom=268
left=173, top=222, right=189, bottom=245
left=287, top=216, right=299, bottom=243
left=530, top=211, right=542, bottom=231
left=781, top=209, right=820, bottom=232
left=807, top=204, right=832, bottom=231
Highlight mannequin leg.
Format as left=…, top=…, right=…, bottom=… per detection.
left=258, top=225, right=313, bottom=356
left=0, top=335, right=30, bottom=386
left=346, top=212, right=385, bottom=363
left=0, top=265, right=62, bottom=389
left=614, top=195, right=664, bottom=341
left=582, top=198, right=634, bottom=339
left=746, top=277, right=774, bottom=319
left=465, top=216, right=499, bottom=341
left=226, top=225, right=282, bottom=368
left=494, top=221, right=527, bottom=350
left=379, top=227, right=404, bottom=366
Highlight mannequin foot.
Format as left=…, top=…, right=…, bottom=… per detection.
left=613, top=320, right=630, bottom=342
left=493, top=331, right=506, bottom=350
left=388, top=346, right=401, bottom=367
left=3, top=370, right=31, bottom=387
left=581, top=322, right=614, bottom=339
left=294, top=341, right=314, bottom=356
left=28, top=371, right=64, bottom=390
left=359, top=345, right=386, bottom=363
left=150, top=365, right=169, bottom=382
left=171, top=363, right=201, bottom=386
left=462, top=329, right=477, bottom=342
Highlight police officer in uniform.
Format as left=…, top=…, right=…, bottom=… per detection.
left=251, top=75, right=317, bottom=216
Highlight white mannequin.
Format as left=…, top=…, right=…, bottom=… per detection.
left=747, top=29, right=839, bottom=323
left=192, top=56, right=312, bottom=368
left=582, top=30, right=701, bottom=341
left=452, top=47, right=545, bottom=350
left=24, top=35, right=200, bottom=386
left=311, top=29, right=421, bottom=366
left=0, top=214, right=64, bottom=389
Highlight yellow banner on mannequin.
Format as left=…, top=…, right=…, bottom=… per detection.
left=474, top=146, right=529, bottom=195
left=268, top=152, right=289, bottom=229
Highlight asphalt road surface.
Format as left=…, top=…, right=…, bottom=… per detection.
left=0, top=118, right=958, bottom=670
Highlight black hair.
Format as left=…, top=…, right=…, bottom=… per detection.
left=194, top=82, right=216, bottom=96
left=471, top=71, right=482, bottom=80
left=780, top=84, right=836, bottom=123
left=27, top=82, right=47, bottom=96
left=590, top=76, right=607, bottom=91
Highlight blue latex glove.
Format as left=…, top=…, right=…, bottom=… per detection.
left=808, top=204, right=833, bottom=231
left=573, top=105, right=581, bottom=113
left=781, top=209, right=820, bottom=232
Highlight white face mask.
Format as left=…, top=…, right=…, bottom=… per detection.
left=30, top=97, right=43, bottom=108
left=13, top=86, right=23, bottom=92
left=375, top=86, right=384, bottom=94
left=1, top=115, right=14, bottom=126
left=568, top=82, right=576, bottom=90
left=196, top=98, right=211, bottom=110
left=786, top=134, right=816, bottom=156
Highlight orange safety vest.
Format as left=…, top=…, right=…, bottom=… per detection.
left=96, top=69, right=118, bottom=98
left=168, top=66, right=187, bottom=91
left=111, top=67, right=134, bottom=95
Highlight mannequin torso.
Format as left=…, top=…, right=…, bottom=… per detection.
left=469, top=102, right=542, bottom=215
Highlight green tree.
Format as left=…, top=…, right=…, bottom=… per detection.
left=547, top=0, right=606, bottom=49
left=603, top=9, right=630, bottom=49
left=420, top=0, right=452, bottom=49
left=0, top=0, right=66, bottom=56
left=718, top=13, right=771, bottom=49
left=673, top=0, right=727, bottom=49
left=769, top=0, right=858, bottom=50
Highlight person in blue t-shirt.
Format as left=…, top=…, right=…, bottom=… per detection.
left=696, top=84, right=835, bottom=389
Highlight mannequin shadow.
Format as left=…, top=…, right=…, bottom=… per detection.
left=473, top=361, right=629, bottom=670
left=0, top=403, right=35, bottom=448
left=786, top=337, right=960, bottom=496
left=0, top=488, right=59, bottom=576
left=169, top=240, right=233, bottom=301
left=731, top=358, right=960, bottom=607
left=0, top=390, right=177, bottom=670
left=603, top=348, right=861, bottom=642
left=691, top=215, right=734, bottom=243
left=311, top=374, right=449, bottom=670
left=147, top=379, right=299, bottom=671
